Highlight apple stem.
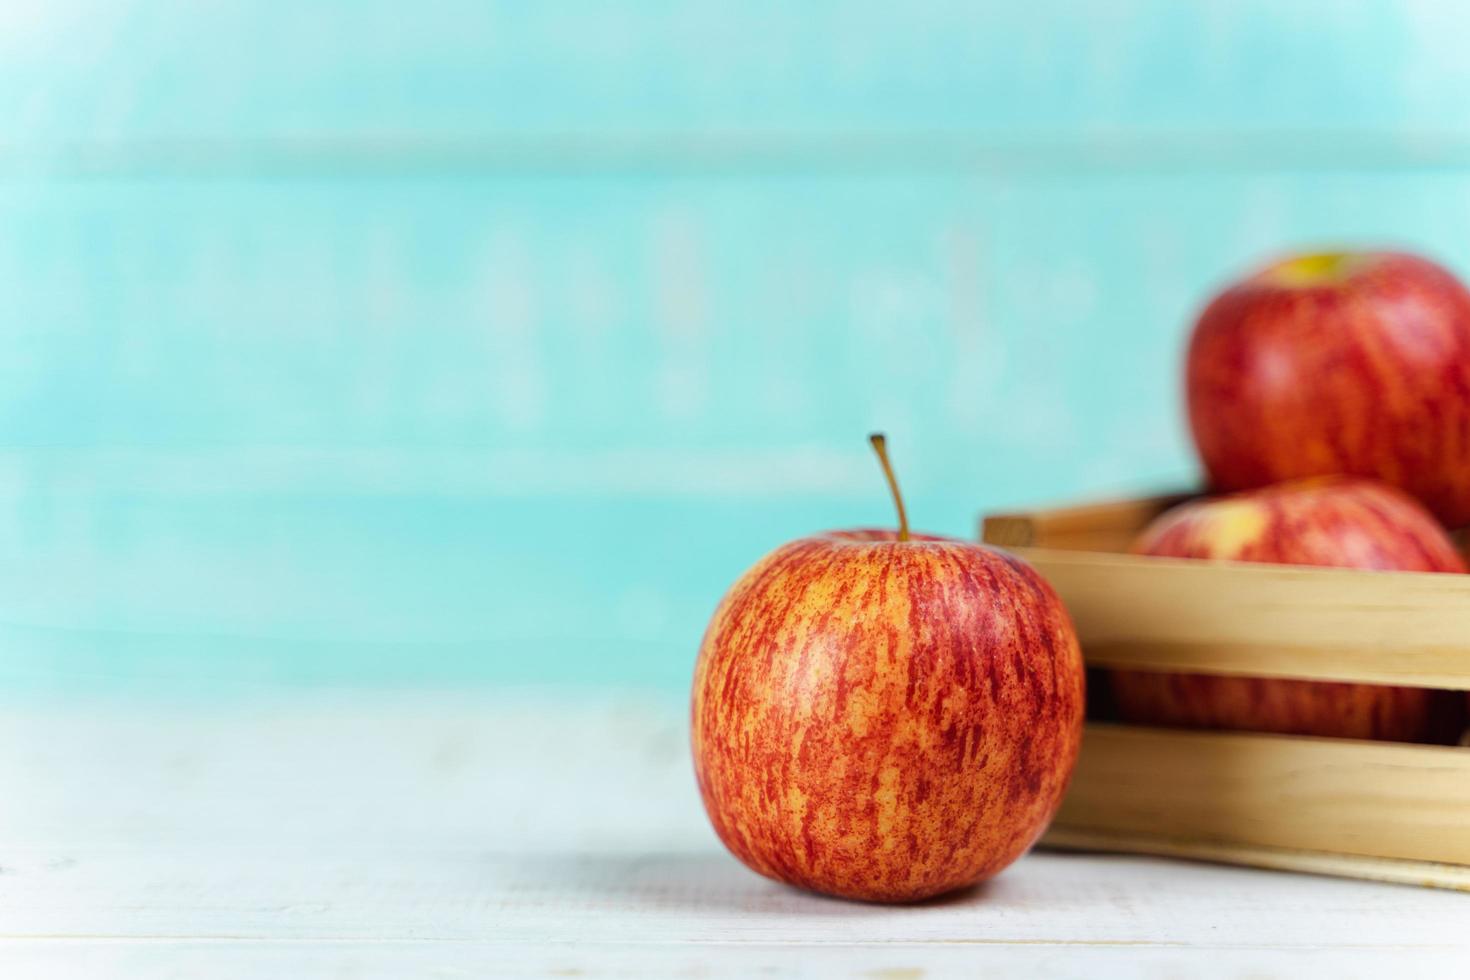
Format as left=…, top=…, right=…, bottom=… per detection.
left=868, top=433, right=910, bottom=542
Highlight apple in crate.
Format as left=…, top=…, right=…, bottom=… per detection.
left=1188, top=251, right=1470, bottom=526
left=691, top=436, right=1084, bottom=902
left=1112, top=476, right=1467, bottom=742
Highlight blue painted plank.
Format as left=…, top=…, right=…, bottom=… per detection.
left=5, top=2, right=1470, bottom=689
left=2, top=171, right=1470, bottom=688
left=3, top=0, right=1469, bottom=153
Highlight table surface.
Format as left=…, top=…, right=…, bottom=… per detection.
left=2, top=690, right=1467, bottom=979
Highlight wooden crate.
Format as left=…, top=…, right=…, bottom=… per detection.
left=981, top=493, right=1470, bottom=891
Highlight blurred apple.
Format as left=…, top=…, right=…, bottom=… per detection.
left=1188, top=251, right=1470, bottom=526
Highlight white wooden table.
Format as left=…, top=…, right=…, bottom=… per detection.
left=2, top=690, right=1466, bottom=978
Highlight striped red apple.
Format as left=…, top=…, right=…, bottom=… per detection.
left=1188, top=251, right=1470, bottom=526
left=1111, top=477, right=1467, bottom=742
left=691, top=436, right=1084, bottom=902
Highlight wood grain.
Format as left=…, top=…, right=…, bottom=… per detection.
left=981, top=492, right=1189, bottom=552
left=1043, top=827, right=1470, bottom=892
left=981, top=494, right=1470, bottom=690
left=1, top=693, right=1469, bottom=980
left=1052, top=724, right=1470, bottom=872
left=981, top=494, right=1470, bottom=888
left=7, top=940, right=1470, bottom=980
left=1002, top=547, right=1470, bottom=689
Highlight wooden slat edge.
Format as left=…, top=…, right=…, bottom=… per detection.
left=980, top=513, right=1037, bottom=548
left=1039, top=827, right=1470, bottom=892
left=1057, top=724, right=1470, bottom=868
left=980, top=491, right=1191, bottom=551
left=1013, top=547, right=1470, bottom=690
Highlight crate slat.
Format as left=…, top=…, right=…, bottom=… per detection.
left=1008, top=547, right=1470, bottom=689
left=981, top=492, right=1188, bottom=553
left=1041, top=827, right=1470, bottom=892
left=981, top=492, right=1470, bottom=888
left=1052, top=724, right=1470, bottom=869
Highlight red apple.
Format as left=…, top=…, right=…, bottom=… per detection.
left=691, top=435, right=1084, bottom=902
left=1188, top=251, right=1470, bottom=527
left=1111, top=476, right=1467, bottom=741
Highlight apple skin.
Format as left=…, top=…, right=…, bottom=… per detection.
left=1188, top=251, right=1470, bottom=527
left=691, top=529, right=1084, bottom=902
left=1111, top=477, right=1467, bottom=742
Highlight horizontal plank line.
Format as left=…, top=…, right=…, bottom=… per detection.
left=0, top=446, right=876, bottom=498
left=0, top=936, right=1459, bottom=949
left=6, top=131, right=1470, bottom=178
left=0, top=618, right=676, bottom=653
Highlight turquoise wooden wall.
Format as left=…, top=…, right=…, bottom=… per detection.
left=4, top=2, right=1470, bottom=691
